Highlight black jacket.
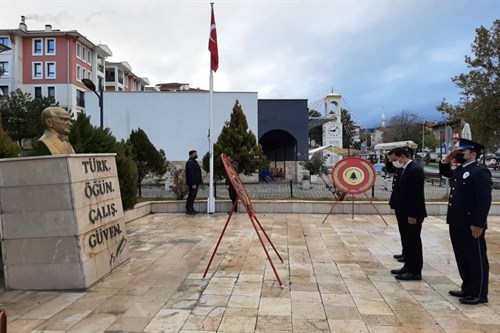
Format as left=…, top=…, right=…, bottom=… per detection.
left=388, top=167, right=404, bottom=210
left=439, top=161, right=492, bottom=229
left=391, top=161, right=427, bottom=220
left=185, top=158, right=202, bottom=186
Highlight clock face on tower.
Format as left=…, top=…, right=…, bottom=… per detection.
left=324, top=123, right=341, bottom=137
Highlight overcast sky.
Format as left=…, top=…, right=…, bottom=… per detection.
left=1, top=0, right=499, bottom=128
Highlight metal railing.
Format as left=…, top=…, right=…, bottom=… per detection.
left=141, top=174, right=500, bottom=201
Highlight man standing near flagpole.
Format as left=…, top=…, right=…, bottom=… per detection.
left=208, top=2, right=219, bottom=213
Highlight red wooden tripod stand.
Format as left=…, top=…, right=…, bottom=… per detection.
left=203, top=154, right=284, bottom=287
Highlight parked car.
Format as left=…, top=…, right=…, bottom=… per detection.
left=486, top=158, right=498, bottom=170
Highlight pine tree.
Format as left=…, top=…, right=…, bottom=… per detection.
left=203, top=100, right=268, bottom=180
left=127, top=128, right=168, bottom=197
left=0, top=117, right=20, bottom=158
left=0, top=89, right=55, bottom=146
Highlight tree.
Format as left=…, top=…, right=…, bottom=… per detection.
left=0, top=117, right=20, bottom=158
left=169, top=166, right=189, bottom=200
left=202, top=100, right=268, bottom=180
left=437, top=20, right=500, bottom=151
left=127, top=128, right=168, bottom=197
left=359, top=129, right=372, bottom=149
left=0, top=89, right=56, bottom=146
left=341, top=108, right=358, bottom=149
left=303, top=152, right=325, bottom=175
left=384, top=111, right=422, bottom=146
left=423, top=131, right=439, bottom=149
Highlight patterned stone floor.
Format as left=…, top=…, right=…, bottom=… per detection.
left=2, top=213, right=500, bottom=333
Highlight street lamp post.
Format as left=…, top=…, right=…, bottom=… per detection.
left=422, top=121, right=425, bottom=152
left=82, top=78, right=104, bottom=129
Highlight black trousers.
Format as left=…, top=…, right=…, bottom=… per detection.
left=395, top=211, right=407, bottom=258
left=395, top=210, right=423, bottom=274
left=228, top=186, right=238, bottom=212
left=186, top=186, right=198, bottom=212
left=450, top=226, right=489, bottom=298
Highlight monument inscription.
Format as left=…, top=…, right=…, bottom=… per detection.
left=0, top=154, right=129, bottom=290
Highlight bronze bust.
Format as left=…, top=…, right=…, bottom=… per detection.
left=38, top=107, right=75, bottom=155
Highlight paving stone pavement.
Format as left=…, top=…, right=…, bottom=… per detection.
left=1, top=213, right=499, bottom=332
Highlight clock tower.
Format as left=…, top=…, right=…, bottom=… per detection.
left=323, top=91, right=343, bottom=148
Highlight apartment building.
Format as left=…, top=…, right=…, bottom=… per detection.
left=0, top=16, right=149, bottom=115
left=105, top=61, right=149, bottom=92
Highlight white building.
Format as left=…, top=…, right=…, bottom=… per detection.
left=84, top=91, right=258, bottom=161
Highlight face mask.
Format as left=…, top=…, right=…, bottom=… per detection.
left=392, top=160, right=404, bottom=168
left=455, top=152, right=466, bottom=164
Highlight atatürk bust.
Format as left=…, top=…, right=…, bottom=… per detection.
left=38, top=107, right=75, bottom=155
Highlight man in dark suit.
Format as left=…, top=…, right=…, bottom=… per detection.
left=386, top=149, right=406, bottom=262
left=439, top=138, right=492, bottom=305
left=389, top=147, right=427, bottom=281
left=185, top=150, right=202, bottom=215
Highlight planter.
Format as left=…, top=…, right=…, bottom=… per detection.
left=310, top=175, right=318, bottom=183
left=301, top=180, right=311, bottom=189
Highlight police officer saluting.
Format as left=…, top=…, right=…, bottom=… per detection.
left=439, top=138, right=492, bottom=305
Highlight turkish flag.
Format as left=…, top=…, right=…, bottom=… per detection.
left=208, top=6, right=219, bottom=72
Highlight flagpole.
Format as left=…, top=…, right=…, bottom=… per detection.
left=208, top=2, right=216, bottom=214
left=208, top=69, right=215, bottom=213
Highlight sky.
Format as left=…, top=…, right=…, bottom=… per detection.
left=0, top=0, right=499, bottom=128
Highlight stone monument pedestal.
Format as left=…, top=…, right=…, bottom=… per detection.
left=0, top=154, right=129, bottom=290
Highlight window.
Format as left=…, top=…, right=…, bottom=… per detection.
left=47, top=86, right=55, bottom=98
left=33, top=39, right=43, bottom=55
left=0, top=86, right=8, bottom=97
left=46, top=38, right=55, bottom=55
left=76, top=65, right=82, bottom=81
left=76, top=89, right=85, bottom=107
left=0, top=61, right=9, bottom=76
left=46, top=62, right=56, bottom=79
left=34, top=87, right=42, bottom=99
left=33, top=62, right=43, bottom=79
left=87, top=49, right=91, bottom=64
left=76, top=42, right=81, bottom=59
left=0, top=37, right=10, bottom=48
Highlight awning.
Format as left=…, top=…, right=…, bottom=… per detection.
left=309, top=145, right=350, bottom=157
left=373, top=141, right=418, bottom=150
left=308, top=117, right=334, bottom=130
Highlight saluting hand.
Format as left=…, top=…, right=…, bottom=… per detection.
left=470, top=225, right=483, bottom=238
left=443, top=149, right=459, bottom=163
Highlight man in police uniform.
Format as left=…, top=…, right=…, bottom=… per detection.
left=439, top=138, right=492, bottom=305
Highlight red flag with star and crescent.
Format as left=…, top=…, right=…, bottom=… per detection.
left=208, top=5, right=219, bottom=72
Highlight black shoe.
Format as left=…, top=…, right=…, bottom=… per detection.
left=449, top=290, right=467, bottom=298
left=397, top=257, right=406, bottom=263
left=390, top=267, right=408, bottom=275
left=186, top=211, right=195, bottom=215
left=193, top=210, right=199, bottom=214
left=395, top=272, right=421, bottom=281
left=459, top=296, right=488, bottom=305
left=393, top=254, right=404, bottom=259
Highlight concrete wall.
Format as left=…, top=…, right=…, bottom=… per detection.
left=85, top=91, right=258, bottom=161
